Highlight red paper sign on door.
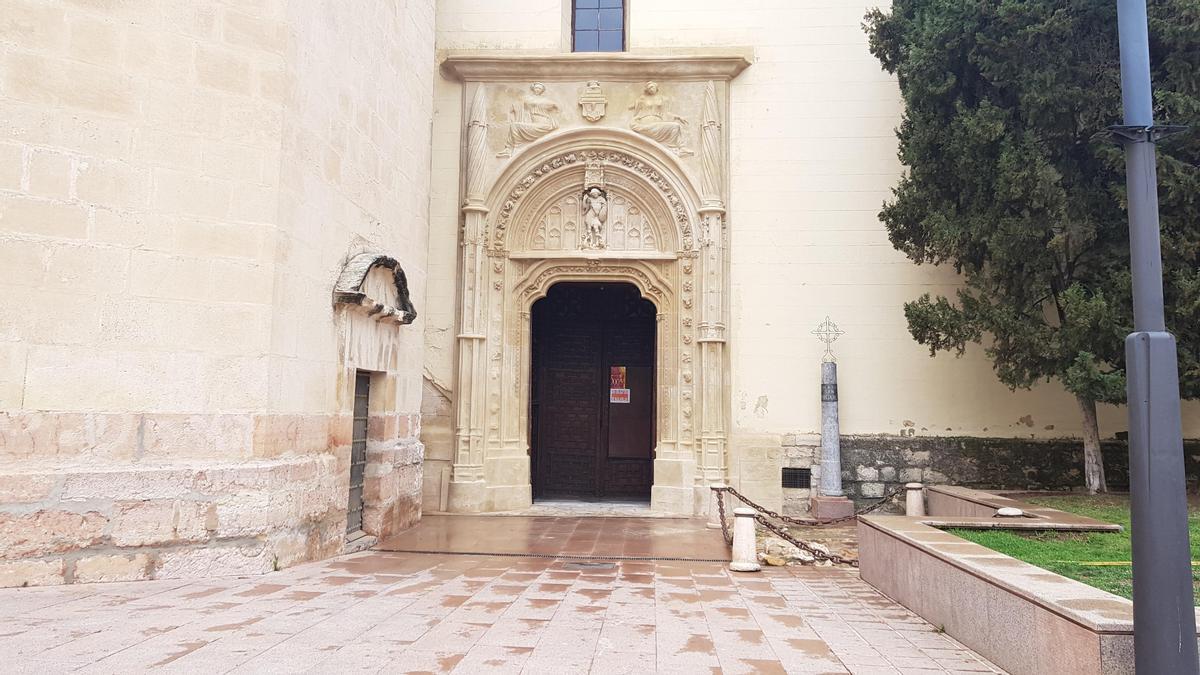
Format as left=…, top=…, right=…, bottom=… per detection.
left=610, top=366, right=630, bottom=403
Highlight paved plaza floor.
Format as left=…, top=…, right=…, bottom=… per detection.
left=1, top=517, right=1004, bottom=674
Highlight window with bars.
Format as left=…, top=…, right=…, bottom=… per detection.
left=573, top=0, right=625, bottom=53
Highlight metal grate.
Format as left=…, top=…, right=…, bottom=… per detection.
left=347, top=371, right=370, bottom=534
left=782, top=467, right=812, bottom=489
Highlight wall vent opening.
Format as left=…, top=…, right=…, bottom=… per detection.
left=782, top=467, right=811, bottom=489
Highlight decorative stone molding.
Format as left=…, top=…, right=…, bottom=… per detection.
left=441, top=51, right=753, bottom=82
left=517, top=262, right=670, bottom=303
left=493, top=147, right=694, bottom=250
left=333, top=253, right=417, bottom=325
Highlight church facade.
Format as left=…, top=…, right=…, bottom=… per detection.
left=2, top=0, right=1196, bottom=586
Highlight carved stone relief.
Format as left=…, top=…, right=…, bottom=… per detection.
left=578, top=81, right=607, bottom=122
left=629, top=82, right=692, bottom=157
left=527, top=188, right=663, bottom=254
left=497, top=83, right=559, bottom=158
left=581, top=187, right=608, bottom=250
left=494, top=149, right=694, bottom=250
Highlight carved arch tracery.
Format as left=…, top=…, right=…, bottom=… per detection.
left=515, top=169, right=675, bottom=254
left=485, top=130, right=702, bottom=253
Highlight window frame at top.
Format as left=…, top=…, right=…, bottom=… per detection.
left=571, top=0, right=626, bottom=53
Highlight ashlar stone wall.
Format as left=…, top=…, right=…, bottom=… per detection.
left=0, top=0, right=434, bottom=587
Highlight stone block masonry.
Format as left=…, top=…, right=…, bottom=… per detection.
left=838, top=435, right=1200, bottom=506
left=778, top=433, right=1200, bottom=512
left=0, top=411, right=424, bottom=588
left=0, top=0, right=434, bottom=586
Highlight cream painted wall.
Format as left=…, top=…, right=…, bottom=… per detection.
left=425, top=0, right=1198, bottom=459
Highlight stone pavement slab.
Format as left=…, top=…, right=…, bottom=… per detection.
left=378, top=515, right=732, bottom=560
left=0, top=548, right=1005, bottom=673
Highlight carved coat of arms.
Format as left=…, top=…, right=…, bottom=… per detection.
left=578, top=81, right=607, bottom=123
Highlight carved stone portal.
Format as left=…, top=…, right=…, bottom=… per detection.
left=443, top=57, right=747, bottom=518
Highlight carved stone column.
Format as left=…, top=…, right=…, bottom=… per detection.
left=696, top=81, right=729, bottom=508
left=449, top=85, right=490, bottom=512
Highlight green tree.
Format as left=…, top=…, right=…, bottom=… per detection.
left=864, top=0, right=1200, bottom=493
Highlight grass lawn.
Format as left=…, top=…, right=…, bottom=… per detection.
left=947, top=493, right=1200, bottom=604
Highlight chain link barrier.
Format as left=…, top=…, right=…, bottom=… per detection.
left=711, top=484, right=905, bottom=567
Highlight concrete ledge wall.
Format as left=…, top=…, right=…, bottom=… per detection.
left=859, top=515, right=1200, bottom=674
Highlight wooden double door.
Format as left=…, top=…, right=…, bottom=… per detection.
left=531, top=283, right=656, bottom=500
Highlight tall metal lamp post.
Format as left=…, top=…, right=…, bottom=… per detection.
left=1112, top=1, right=1198, bottom=671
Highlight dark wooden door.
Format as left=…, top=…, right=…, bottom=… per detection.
left=531, top=283, right=655, bottom=500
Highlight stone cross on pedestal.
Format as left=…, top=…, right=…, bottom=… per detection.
left=810, top=316, right=855, bottom=519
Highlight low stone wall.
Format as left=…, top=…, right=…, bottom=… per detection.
left=839, top=436, right=1200, bottom=506
left=859, top=513, right=1200, bottom=674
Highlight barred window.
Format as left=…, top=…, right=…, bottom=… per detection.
left=573, top=0, right=625, bottom=52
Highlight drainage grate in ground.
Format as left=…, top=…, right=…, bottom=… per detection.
left=562, top=561, right=617, bottom=570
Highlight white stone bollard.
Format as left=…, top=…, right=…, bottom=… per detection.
left=707, top=485, right=728, bottom=530
left=905, top=482, right=925, bottom=517
left=729, top=507, right=762, bottom=572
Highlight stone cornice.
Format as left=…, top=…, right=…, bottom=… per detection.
left=440, top=49, right=753, bottom=82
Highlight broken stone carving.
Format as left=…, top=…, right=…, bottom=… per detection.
left=497, top=82, right=559, bottom=158
left=581, top=187, right=608, bottom=250
left=578, top=80, right=607, bottom=122
left=333, top=253, right=418, bottom=325
left=629, top=81, right=692, bottom=156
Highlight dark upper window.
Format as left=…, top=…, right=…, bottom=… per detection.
left=573, top=0, right=624, bottom=52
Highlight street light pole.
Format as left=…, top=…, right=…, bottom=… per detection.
left=1114, top=1, right=1198, bottom=671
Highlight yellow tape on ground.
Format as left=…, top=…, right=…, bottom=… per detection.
left=1051, top=560, right=1200, bottom=566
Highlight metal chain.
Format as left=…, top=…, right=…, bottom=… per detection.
left=711, top=484, right=903, bottom=527
left=709, top=484, right=905, bottom=568
left=753, top=514, right=859, bottom=567
left=715, top=489, right=732, bottom=545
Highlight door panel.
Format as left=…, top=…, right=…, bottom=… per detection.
left=532, top=283, right=655, bottom=500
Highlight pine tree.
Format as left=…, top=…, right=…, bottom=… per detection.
left=864, top=0, right=1200, bottom=493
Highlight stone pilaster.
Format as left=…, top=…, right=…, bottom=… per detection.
left=449, top=85, right=489, bottom=512
left=695, top=80, right=729, bottom=511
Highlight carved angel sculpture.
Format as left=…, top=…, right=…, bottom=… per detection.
left=629, top=81, right=692, bottom=156
left=497, top=82, right=559, bottom=158
left=581, top=187, right=608, bottom=250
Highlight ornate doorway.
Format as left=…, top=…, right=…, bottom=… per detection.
left=441, top=53, right=750, bottom=515
left=531, top=283, right=656, bottom=500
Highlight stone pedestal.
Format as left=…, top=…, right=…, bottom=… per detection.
left=811, top=494, right=855, bottom=520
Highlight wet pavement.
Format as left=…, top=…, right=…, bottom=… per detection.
left=377, top=515, right=731, bottom=561
left=1, top=517, right=1004, bottom=674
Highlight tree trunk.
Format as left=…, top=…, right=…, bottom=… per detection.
left=1077, top=394, right=1108, bottom=494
